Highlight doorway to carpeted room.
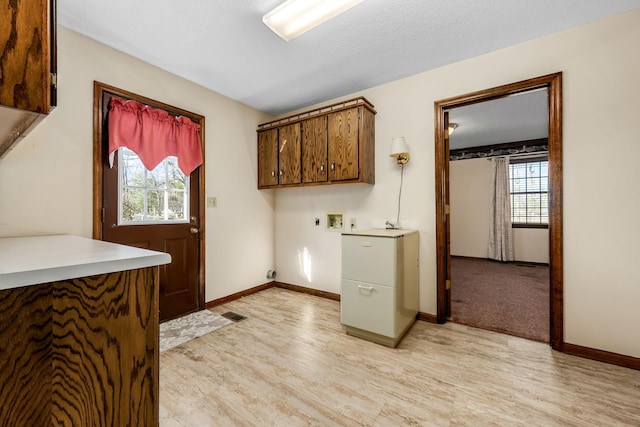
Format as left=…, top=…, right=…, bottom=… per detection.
left=450, top=256, right=549, bottom=342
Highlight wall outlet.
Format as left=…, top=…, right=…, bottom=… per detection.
left=207, top=197, right=217, bottom=208
left=326, top=211, right=344, bottom=231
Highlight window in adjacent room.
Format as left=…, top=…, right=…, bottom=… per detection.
left=509, top=156, right=549, bottom=227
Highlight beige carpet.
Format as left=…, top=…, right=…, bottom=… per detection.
left=450, top=256, right=549, bottom=342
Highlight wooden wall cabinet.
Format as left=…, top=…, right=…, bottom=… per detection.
left=278, top=123, right=302, bottom=185
left=257, top=124, right=302, bottom=186
left=257, top=97, right=375, bottom=189
left=258, top=128, right=278, bottom=187
left=0, top=0, right=57, bottom=157
left=302, top=115, right=328, bottom=183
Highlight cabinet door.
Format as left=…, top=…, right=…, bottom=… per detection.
left=278, top=123, right=301, bottom=185
left=328, top=108, right=359, bottom=181
left=301, top=116, right=328, bottom=183
left=341, top=279, right=395, bottom=337
left=342, top=235, right=397, bottom=286
left=0, top=0, right=54, bottom=113
left=257, top=129, right=278, bottom=187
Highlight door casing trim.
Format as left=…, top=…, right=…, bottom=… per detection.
left=434, top=72, right=563, bottom=350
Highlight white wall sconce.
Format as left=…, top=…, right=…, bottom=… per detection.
left=387, top=137, right=409, bottom=229
left=390, top=136, right=410, bottom=165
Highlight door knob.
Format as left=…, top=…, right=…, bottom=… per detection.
left=190, top=227, right=199, bottom=234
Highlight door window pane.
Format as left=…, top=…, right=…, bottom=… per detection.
left=118, top=148, right=189, bottom=224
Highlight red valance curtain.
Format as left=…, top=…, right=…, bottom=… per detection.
left=108, top=96, right=203, bottom=175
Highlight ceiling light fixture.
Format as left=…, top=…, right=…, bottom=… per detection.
left=263, top=0, right=367, bottom=41
left=448, top=123, right=459, bottom=136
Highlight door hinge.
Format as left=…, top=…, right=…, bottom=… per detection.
left=445, top=204, right=450, bottom=215
left=101, top=208, right=105, bottom=222
left=446, top=279, right=451, bottom=290
left=50, top=72, right=57, bottom=89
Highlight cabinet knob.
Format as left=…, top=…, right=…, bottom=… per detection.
left=331, top=162, right=335, bottom=171
left=320, top=164, right=324, bottom=172
left=271, top=170, right=276, bottom=177
left=279, top=170, right=284, bottom=176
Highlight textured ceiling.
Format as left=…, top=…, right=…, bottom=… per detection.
left=58, top=0, right=640, bottom=116
left=449, top=89, right=548, bottom=150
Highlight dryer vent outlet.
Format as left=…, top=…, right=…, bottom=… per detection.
left=266, top=270, right=276, bottom=279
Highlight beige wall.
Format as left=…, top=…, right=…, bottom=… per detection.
left=449, top=157, right=549, bottom=263
left=274, top=9, right=640, bottom=358
left=0, top=27, right=275, bottom=302
left=450, top=158, right=491, bottom=258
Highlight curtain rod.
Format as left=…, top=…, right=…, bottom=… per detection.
left=487, top=151, right=548, bottom=161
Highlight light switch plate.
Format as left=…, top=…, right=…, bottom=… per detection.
left=207, top=197, right=217, bottom=208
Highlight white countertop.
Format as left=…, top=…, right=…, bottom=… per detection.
left=342, top=228, right=417, bottom=238
left=0, top=235, right=171, bottom=290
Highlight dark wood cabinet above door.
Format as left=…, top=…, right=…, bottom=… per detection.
left=257, top=97, right=375, bottom=189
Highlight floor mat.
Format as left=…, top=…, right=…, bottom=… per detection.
left=160, top=310, right=233, bottom=352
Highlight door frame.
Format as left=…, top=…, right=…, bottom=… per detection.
left=92, top=81, right=206, bottom=313
left=434, top=73, right=563, bottom=351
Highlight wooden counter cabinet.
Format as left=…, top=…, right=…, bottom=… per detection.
left=0, top=235, right=170, bottom=427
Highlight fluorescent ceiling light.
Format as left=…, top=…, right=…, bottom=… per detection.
left=263, top=0, right=366, bottom=41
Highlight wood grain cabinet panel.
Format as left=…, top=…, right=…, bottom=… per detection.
left=0, top=267, right=159, bottom=427
left=328, top=108, right=359, bottom=181
left=258, top=128, right=278, bottom=187
left=52, top=268, right=158, bottom=426
left=302, top=116, right=328, bottom=183
left=0, top=284, right=52, bottom=426
left=257, top=97, right=375, bottom=189
left=0, top=0, right=57, bottom=157
left=278, top=123, right=301, bottom=185
left=0, top=0, right=56, bottom=113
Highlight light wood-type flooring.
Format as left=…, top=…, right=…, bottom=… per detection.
left=159, top=288, right=640, bottom=426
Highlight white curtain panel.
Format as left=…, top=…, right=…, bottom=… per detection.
left=488, top=157, right=514, bottom=261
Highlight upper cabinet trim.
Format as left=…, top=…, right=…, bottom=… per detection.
left=258, top=97, right=376, bottom=130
